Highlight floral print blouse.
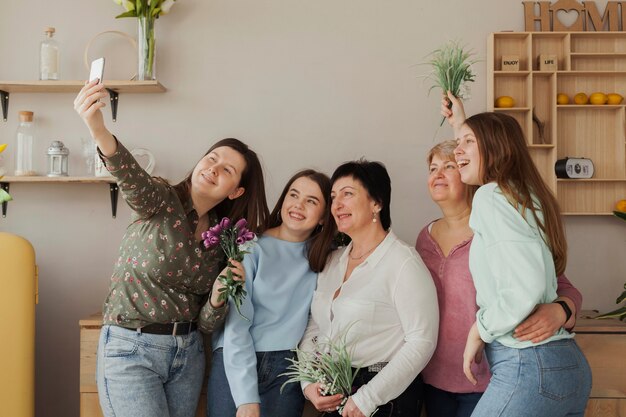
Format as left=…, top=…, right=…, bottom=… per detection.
left=100, top=140, right=226, bottom=330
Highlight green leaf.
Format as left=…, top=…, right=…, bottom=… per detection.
left=115, top=10, right=137, bottom=18
left=595, top=305, right=626, bottom=321
left=613, top=210, right=626, bottom=222
left=616, top=288, right=626, bottom=304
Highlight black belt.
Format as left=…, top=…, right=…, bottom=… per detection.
left=137, top=322, right=197, bottom=335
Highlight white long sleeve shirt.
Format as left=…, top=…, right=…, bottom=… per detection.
left=300, top=231, right=438, bottom=416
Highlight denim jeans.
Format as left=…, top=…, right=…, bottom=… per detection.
left=472, top=339, right=592, bottom=417
left=324, top=371, right=424, bottom=417
left=96, top=325, right=205, bottom=417
left=424, top=384, right=482, bottom=417
left=207, top=348, right=304, bottom=417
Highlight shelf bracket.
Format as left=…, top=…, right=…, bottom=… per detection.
left=107, top=88, right=119, bottom=122
left=109, top=183, right=119, bottom=218
left=1, top=182, right=9, bottom=217
left=0, top=90, right=8, bottom=122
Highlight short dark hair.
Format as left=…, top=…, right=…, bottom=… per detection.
left=330, top=159, right=391, bottom=230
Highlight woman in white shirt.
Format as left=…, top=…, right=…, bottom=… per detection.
left=300, top=160, right=439, bottom=417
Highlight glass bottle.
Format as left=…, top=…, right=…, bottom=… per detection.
left=40, top=27, right=59, bottom=80
left=14, top=111, right=36, bottom=176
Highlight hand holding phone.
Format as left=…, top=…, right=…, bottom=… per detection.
left=89, top=57, right=105, bottom=83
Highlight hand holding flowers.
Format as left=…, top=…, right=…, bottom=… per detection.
left=202, top=217, right=256, bottom=320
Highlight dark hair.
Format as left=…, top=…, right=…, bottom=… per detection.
left=330, top=159, right=391, bottom=230
left=464, top=112, right=567, bottom=275
left=174, top=138, right=269, bottom=234
left=268, top=170, right=336, bottom=273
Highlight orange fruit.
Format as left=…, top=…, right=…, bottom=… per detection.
left=616, top=199, right=626, bottom=212
left=556, top=93, right=569, bottom=105
left=573, top=92, right=588, bottom=105
left=607, top=93, right=624, bottom=105
left=495, top=96, right=515, bottom=108
left=589, top=92, right=608, bottom=105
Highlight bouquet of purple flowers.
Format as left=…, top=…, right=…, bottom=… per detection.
left=202, top=217, right=256, bottom=320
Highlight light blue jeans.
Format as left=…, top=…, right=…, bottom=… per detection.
left=96, top=325, right=205, bottom=417
left=472, top=339, right=592, bottom=417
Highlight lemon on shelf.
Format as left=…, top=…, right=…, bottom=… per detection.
left=607, top=93, right=624, bottom=105
left=573, top=92, right=589, bottom=105
left=495, top=96, right=515, bottom=108
left=589, top=92, right=608, bottom=105
left=556, top=93, right=570, bottom=105
left=616, top=199, right=626, bottom=212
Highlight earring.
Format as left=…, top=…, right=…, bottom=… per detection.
left=372, top=212, right=377, bottom=223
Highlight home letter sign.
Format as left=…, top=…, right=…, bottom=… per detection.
left=524, top=0, right=624, bottom=31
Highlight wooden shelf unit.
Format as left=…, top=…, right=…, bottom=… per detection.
left=0, top=80, right=165, bottom=94
left=0, top=176, right=119, bottom=218
left=0, top=80, right=166, bottom=122
left=489, top=32, right=626, bottom=215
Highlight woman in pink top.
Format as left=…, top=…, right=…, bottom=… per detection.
left=416, top=102, right=582, bottom=417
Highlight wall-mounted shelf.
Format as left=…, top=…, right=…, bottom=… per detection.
left=489, top=32, right=626, bottom=215
left=0, top=80, right=166, bottom=122
left=0, top=176, right=119, bottom=218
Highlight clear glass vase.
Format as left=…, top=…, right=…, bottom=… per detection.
left=137, top=15, right=156, bottom=80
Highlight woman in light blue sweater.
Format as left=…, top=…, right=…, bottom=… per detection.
left=207, top=169, right=336, bottom=417
left=454, top=112, right=592, bottom=417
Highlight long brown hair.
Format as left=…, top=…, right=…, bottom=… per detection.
left=464, top=112, right=567, bottom=275
left=268, top=170, right=336, bottom=272
left=174, top=138, right=269, bottom=234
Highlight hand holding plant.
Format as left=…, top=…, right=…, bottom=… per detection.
left=423, top=40, right=478, bottom=126
left=281, top=327, right=361, bottom=415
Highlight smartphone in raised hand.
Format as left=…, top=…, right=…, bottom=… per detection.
left=89, top=57, right=105, bottom=83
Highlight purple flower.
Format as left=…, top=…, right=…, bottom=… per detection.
left=209, top=224, right=222, bottom=235
left=203, top=234, right=220, bottom=248
left=236, top=236, right=245, bottom=245
left=237, top=226, right=249, bottom=238
left=220, top=217, right=231, bottom=229
left=201, top=231, right=209, bottom=240
left=234, top=218, right=248, bottom=231
left=243, top=231, right=256, bottom=242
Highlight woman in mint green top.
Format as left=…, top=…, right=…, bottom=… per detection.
left=454, top=111, right=591, bottom=417
left=207, top=169, right=336, bottom=417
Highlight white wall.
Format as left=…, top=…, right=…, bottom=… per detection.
left=1, top=1, right=624, bottom=416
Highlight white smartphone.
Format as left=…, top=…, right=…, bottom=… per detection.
left=89, top=57, right=105, bottom=83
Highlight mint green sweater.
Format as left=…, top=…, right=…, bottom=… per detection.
left=469, top=183, right=573, bottom=348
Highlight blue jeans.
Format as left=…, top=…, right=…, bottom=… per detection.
left=472, top=339, right=592, bottom=417
left=424, top=384, right=482, bottom=417
left=207, top=348, right=304, bottom=417
left=96, top=325, right=205, bottom=417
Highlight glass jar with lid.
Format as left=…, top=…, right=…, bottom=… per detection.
left=14, top=111, right=37, bottom=176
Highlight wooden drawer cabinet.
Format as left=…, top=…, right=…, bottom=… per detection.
left=575, top=312, right=626, bottom=417
left=79, top=314, right=319, bottom=417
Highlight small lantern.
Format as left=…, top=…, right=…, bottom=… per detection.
left=46, top=140, right=69, bottom=177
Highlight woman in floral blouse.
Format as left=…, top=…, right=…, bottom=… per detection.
left=74, top=79, right=270, bottom=417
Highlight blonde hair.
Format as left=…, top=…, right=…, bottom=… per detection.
left=426, top=140, right=477, bottom=206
